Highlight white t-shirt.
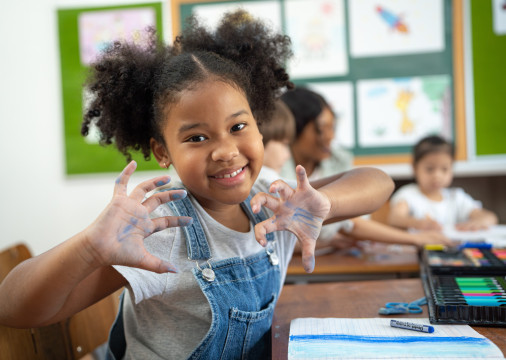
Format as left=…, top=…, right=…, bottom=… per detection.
left=113, top=179, right=297, bottom=360
left=390, top=183, right=482, bottom=228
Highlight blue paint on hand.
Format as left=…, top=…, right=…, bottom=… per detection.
left=167, top=264, right=179, bottom=273
left=171, top=192, right=184, bottom=200
left=178, top=217, right=193, bottom=226
left=293, top=208, right=319, bottom=229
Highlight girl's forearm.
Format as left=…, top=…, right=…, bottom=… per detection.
left=0, top=232, right=101, bottom=328
left=320, top=167, right=394, bottom=223
left=389, top=215, right=419, bottom=230
left=348, top=217, right=412, bottom=245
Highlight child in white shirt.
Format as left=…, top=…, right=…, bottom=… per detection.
left=389, top=135, right=498, bottom=231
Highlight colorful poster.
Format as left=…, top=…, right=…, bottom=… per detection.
left=306, top=82, right=354, bottom=149
left=285, top=0, right=348, bottom=78
left=78, top=8, right=156, bottom=66
left=349, top=0, right=444, bottom=57
left=192, top=1, right=281, bottom=32
left=357, top=75, right=452, bottom=147
left=58, top=3, right=164, bottom=174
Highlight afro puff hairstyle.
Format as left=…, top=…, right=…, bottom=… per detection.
left=82, top=10, right=294, bottom=161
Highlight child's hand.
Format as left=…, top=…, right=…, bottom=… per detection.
left=411, top=231, right=453, bottom=247
left=455, top=220, right=489, bottom=231
left=251, top=165, right=331, bottom=273
left=82, top=161, right=193, bottom=274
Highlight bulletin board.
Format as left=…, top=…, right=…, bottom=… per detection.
left=58, top=3, right=164, bottom=175
left=171, top=0, right=467, bottom=165
left=469, top=0, right=506, bottom=157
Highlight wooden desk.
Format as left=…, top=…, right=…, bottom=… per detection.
left=286, top=243, right=420, bottom=283
left=272, top=278, right=506, bottom=359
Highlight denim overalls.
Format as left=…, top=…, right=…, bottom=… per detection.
left=106, top=192, right=281, bottom=360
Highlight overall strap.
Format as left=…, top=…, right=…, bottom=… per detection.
left=240, top=195, right=274, bottom=242
left=168, top=190, right=274, bottom=260
left=168, top=192, right=210, bottom=260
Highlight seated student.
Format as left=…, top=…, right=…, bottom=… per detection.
left=259, top=99, right=358, bottom=251
left=258, top=100, right=296, bottom=183
left=279, top=87, right=452, bottom=248
left=388, top=135, right=498, bottom=232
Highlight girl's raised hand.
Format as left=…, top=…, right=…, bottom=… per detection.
left=81, top=161, right=193, bottom=274
left=251, top=165, right=331, bottom=273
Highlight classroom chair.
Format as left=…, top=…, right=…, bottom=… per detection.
left=0, top=243, right=121, bottom=360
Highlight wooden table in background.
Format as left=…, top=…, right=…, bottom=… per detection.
left=271, top=278, right=506, bottom=360
left=286, top=243, right=420, bottom=283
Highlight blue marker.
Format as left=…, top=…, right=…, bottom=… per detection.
left=390, top=320, right=434, bottom=333
left=458, top=242, right=492, bottom=250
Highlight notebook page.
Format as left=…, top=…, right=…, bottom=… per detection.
left=288, top=317, right=504, bottom=359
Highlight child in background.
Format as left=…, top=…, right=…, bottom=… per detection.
left=258, top=100, right=296, bottom=183
left=0, top=11, right=394, bottom=360
left=388, top=135, right=498, bottom=232
left=279, top=87, right=452, bottom=248
left=259, top=99, right=358, bottom=251
left=280, top=88, right=353, bottom=179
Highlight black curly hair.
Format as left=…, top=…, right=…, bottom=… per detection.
left=81, top=10, right=294, bottom=161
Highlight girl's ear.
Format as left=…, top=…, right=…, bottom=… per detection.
left=150, top=138, right=172, bottom=169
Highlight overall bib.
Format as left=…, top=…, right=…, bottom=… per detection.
left=106, top=192, right=281, bottom=360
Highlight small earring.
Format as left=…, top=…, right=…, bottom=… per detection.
left=163, top=162, right=169, bottom=169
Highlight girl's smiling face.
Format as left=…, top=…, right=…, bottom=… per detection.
left=152, top=80, right=264, bottom=211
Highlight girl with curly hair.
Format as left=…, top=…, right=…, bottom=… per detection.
left=0, top=11, right=393, bottom=359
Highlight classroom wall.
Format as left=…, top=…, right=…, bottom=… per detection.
left=0, top=0, right=171, bottom=256
left=0, top=0, right=504, bottom=256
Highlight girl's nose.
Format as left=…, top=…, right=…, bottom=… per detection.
left=211, top=141, right=239, bottom=162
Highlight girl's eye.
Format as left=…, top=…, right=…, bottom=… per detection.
left=231, top=123, right=246, bottom=132
left=186, top=135, right=206, bottom=143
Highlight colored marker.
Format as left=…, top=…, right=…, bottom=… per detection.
left=425, top=244, right=446, bottom=251
left=458, top=242, right=491, bottom=250
left=390, top=320, right=434, bottom=333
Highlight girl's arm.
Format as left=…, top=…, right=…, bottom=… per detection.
left=251, top=166, right=394, bottom=273
left=456, top=208, right=498, bottom=231
left=347, top=217, right=453, bottom=247
left=388, top=200, right=442, bottom=231
left=0, top=161, right=192, bottom=328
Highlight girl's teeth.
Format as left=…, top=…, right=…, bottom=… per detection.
left=217, top=168, right=241, bottom=179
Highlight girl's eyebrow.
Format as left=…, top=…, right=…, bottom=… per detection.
left=177, top=109, right=250, bottom=134
left=178, top=122, right=202, bottom=134
left=230, top=109, right=249, bottom=118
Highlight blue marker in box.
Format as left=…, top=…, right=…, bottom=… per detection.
left=457, top=242, right=492, bottom=250
left=390, top=319, right=434, bottom=333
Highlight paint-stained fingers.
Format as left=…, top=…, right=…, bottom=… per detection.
left=114, top=161, right=137, bottom=195
left=254, top=219, right=279, bottom=247
left=130, top=175, right=172, bottom=202
left=300, top=239, right=316, bottom=273
left=269, top=180, right=295, bottom=201
left=142, top=189, right=187, bottom=213
left=137, top=251, right=179, bottom=274
left=295, top=165, right=311, bottom=191
left=250, top=192, right=280, bottom=214
left=150, top=216, right=193, bottom=234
